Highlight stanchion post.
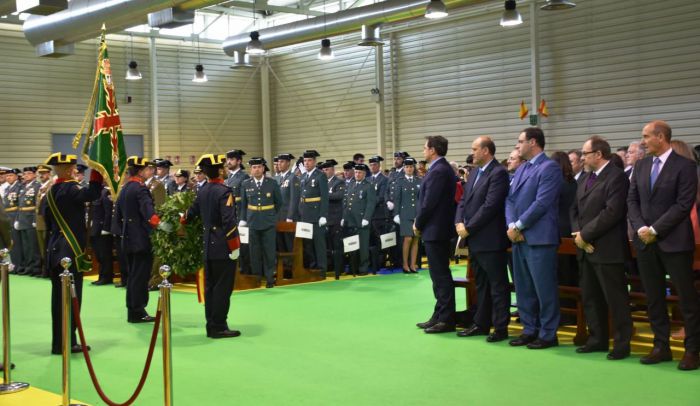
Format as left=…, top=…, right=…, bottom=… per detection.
left=59, top=257, right=85, bottom=406
left=158, top=265, right=173, bottom=406
left=0, top=248, right=29, bottom=394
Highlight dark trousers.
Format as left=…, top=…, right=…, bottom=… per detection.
left=204, top=258, right=236, bottom=333
left=19, top=228, right=41, bottom=274
left=10, top=228, right=23, bottom=273
left=114, top=236, right=129, bottom=284
left=125, top=252, right=152, bottom=319
left=512, top=243, right=560, bottom=341
left=369, top=218, right=391, bottom=273
left=345, top=226, right=370, bottom=275
left=424, top=240, right=456, bottom=324
left=326, top=223, right=344, bottom=277
left=579, top=259, right=633, bottom=351
left=250, top=226, right=277, bottom=284
left=92, top=234, right=114, bottom=282
left=302, top=222, right=327, bottom=271
left=239, top=242, right=252, bottom=275
left=51, top=265, right=83, bottom=352
left=37, top=229, right=48, bottom=277
left=637, top=245, right=700, bottom=352
left=472, top=250, right=510, bottom=333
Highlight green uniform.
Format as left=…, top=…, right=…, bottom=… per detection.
left=299, top=168, right=329, bottom=271
left=17, top=179, right=42, bottom=275
left=342, top=178, right=376, bottom=275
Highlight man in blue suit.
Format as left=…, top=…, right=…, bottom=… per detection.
left=506, top=127, right=563, bottom=349
left=455, top=136, right=511, bottom=342
left=414, top=135, right=457, bottom=333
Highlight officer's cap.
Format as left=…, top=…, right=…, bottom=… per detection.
left=354, top=163, right=369, bottom=171
left=226, top=149, right=246, bottom=159
left=126, top=156, right=150, bottom=168
left=7, top=168, right=21, bottom=175
left=0, top=167, right=10, bottom=175
left=153, top=158, right=173, bottom=168
left=393, top=151, right=410, bottom=158
left=76, top=164, right=88, bottom=173
left=36, top=164, right=52, bottom=173
left=272, top=156, right=279, bottom=163
left=368, top=155, right=384, bottom=163
left=324, top=159, right=338, bottom=168
left=45, top=153, right=78, bottom=166
left=193, top=166, right=203, bottom=174
left=302, top=150, right=320, bottom=159
left=248, top=157, right=267, bottom=166
left=403, top=157, right=417, bottom=166
left=23, top=166, right=37, bottom=173
left=342, top=161, right=355, bottom=170
left=277, top=153, right=295, bottom=161
left=175, top=169, right=190, bottom=178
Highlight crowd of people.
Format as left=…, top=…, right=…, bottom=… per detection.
left=1, top=119, right=699, bottom=364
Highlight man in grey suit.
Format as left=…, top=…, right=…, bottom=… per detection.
left=571, top=136, right=633, bottom=360
left=628, top=120, right=700, bottom=370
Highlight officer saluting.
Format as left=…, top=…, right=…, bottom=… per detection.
left=341, top=163, right=376, bottom=276
left=240, top=158, right=282, bottom=288
left=181, top=154, right=242, bottom=338
left=42, top=153, right=103, bottom=354
left=299, top=150, right=329, bottom=275
left=115, top=156, right=163, bottom=323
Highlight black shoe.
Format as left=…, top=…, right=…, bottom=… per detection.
left=607, top=348, right=630, bottom=360
left=576, top=344, right=608, bottom=354
left=486, top=331, right=509, bottom=343
left=409, top=268, right=418, bottom=274
left=208, top=329, right=241, bottom=339
left=402, top=269, right=410, bottom=274
left=640, top=347, right=673, bottom=365
left=527, top=337, right=559, bottom=349
left=509, top=334, right=538, bottom=347
left=266, top=282, right=275, bottom=288
left=128, top=315, right=156, bottom=323
left=335, top=275, right=340, bottom=280
left=457, top=324, right=489, bottom=338
left=115, top=283, right=126, bottom=288
left=92, top=280, right=113, bottom=286
left=0, top=362, right=15, bottom=371
left=51, top=345, right=91, bottom=355
left=424, top=322, right=456, bottom=334
left=416, top=319, right=437, bottom=329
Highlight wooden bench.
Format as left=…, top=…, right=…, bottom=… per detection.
left=274, top=221, right=325, bottom=286
left=455, top=238, right=700, bottom=345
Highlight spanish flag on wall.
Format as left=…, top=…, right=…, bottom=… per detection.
left=538, top=99, right=549, bottom=117
left=519, top=100, right=529, bottom=120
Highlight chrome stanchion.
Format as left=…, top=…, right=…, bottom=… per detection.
left=158, top=265, right=173, bottom=406
left=59, top=257, right=85, bottom=406
left=0, top=249, right=29, bottom=394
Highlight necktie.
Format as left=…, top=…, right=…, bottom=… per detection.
left=650, top=157, right=661, bottom=189
left=585, top=172, right=597, bottom=191
left=472, top=168, right=483, bottom=190
left=256, top=180, right=261, bottom=188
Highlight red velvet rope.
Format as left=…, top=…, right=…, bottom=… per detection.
left=71, top=295, right=163, bottom=406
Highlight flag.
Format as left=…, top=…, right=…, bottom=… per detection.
left=519, top=100, right=529, bottom=120
left=73, top=25, right=127, bottom=199
left=538, top=99, right=549, bottom=117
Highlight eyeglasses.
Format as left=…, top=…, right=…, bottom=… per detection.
left=581, top=150, right=598, bottom=156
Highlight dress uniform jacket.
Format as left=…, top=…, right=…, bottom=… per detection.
left=0, top=205, right=11, bottom=250
left=327, top=176, right=345, bottom=226
left=170, top=183, right=190, bottom=194
left=368, top=172, right=389, bottom=220
left=225, top=169, right=251, bottom=274
left=276, top=171, right=300, bottom=221
left=299, top=168, right=329, bottom=271
left=240, top=177, right=282, bottom=284
left=17, top=179, right=42, bottom=274
left=17, top=180, right=41, bottom=230
left=342, top=178, right=376, bottom=274
left=146, top=177, right=166, bottom=208
left=90, top=188, right=114, bottom=283
left=3, top=181, right=23, bottom=271
left=393, top=175, right=421, bottom=237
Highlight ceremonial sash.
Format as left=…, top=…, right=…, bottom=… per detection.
left=46, top=187, right=91, bottom=272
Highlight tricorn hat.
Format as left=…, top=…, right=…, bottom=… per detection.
left=45, top=153, right=78, bottom=166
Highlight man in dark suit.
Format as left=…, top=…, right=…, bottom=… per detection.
left=506, top=127, right=562, bottom=349
left=627, top=120, right=700, bottom=370
left=571, top=136, right=633, bottom=360
left=414, top=135, right=457, bottom=333
left=454, top=136, right=510, bottom=342
left=182, top=154, right=242, bottom=338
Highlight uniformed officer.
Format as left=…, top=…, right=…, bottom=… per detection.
left=115, top=156, right=163, bottom=323
left=193, top=166, right=207, bottom=193
left=368, top=156, right=390, bottom=274
left=299, top=150, right=329, bottom=275
left=170, top=169, right=190, bottom=194
left=181, top=154, right=242, bottom=338
left=240, top=158, right=282, bottom=288
left=272, top=156, right=280, bottom=178
left=225, top=149, right=251, bottom=274
left=322, top=160, right=346, bottom=279
left=35, top=164, right=52, bottom=277
left=342, top=161, right=355, bottom=186
left=387, top=151, right=410, bottom=269
left=74, top=164, right=89, bottom=188
left=110, top=194, right=128, bottom=288
left=2, top=169, right=23, bottom=274
left=341, top=164, right=376, bottom=275
left=42, top=153, right=102, bottom=354
left=16, top=167, right=42, bottom=276
left=90, top=184, right=114, bottom=285
left=144, top=163, right=167, bottom=208
left=275, top=153, right=299, bottom=261
left=392, top=157, right=421, bottom=273
left=153, top=158, right=175, bottom=194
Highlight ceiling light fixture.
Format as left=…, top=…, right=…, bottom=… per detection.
left=125, top=34, right=142, bottom=80
left=425, top=0, right=448, bottom=20
left=318, top=0, right=334, bottom=61
left=500, top=0, right=523, bottom=27
left=540, top=0, right=576, bottom=11
left=246, top=1, right=266, bottom=55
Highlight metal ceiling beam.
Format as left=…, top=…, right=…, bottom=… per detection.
left=216, top=0, right=324, bottom=16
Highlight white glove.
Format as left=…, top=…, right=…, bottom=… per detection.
left=32, top=222, right=36, bottom=228
left=386, top=201, right=395, bottom=211
left=101, top=230, right=111, bottom=236
left=239, top=220, right=247, bottom=227
left=361, top=219, right=369, bottom=227
left=319, top=217, right=327, bottom=227
left=286, top=218, right=294, bottom=223
left=394, top=215, right=400, bottom=225
left=157, top=222, right=174, bottom=233
left=229, top=249, right=240, bottom=260
left=340, top=219, right=344, bottom=227
left=13, top=221, right=20, bottom=230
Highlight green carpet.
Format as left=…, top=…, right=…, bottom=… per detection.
left=5, top=270, right=700, bottom=405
